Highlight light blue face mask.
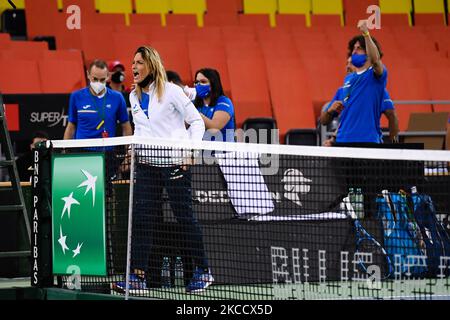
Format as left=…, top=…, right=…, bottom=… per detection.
left=195, top=84, right=211, bottom=99
left=351, top=54, right=368, bottom=68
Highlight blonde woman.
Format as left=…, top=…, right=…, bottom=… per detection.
left=115, top=46, right=213, bottom=293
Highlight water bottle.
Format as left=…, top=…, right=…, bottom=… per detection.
left=161, top=257, right=171, bottom=288
left=174, top=256, right=184, bottom=287
left=348, top=187, right=356, bottom=208
left=355, top=188, right=364, bottom=219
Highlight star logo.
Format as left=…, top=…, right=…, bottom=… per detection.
left=72, top=242, right=83, bottom=258
left=58, top=226, right=69, bottom=254
left=52, top=154, right=107, bottom=276
left=58, top=169, right=98, bottom=262
left=61, top=192, right=80, bottom=219
left=77, top=169, right=97, bottom=206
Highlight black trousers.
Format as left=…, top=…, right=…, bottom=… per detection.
left=130, top=164, right=208, bottom=286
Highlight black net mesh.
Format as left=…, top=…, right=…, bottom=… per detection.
left=48, top=140, right=450, bottom=300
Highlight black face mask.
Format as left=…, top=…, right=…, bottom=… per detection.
left=111, top=71, right=125, bottom=84
left=138, top=74, right=154, bottom=88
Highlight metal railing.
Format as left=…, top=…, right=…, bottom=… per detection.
left=319, top=100, right=450, bottom=146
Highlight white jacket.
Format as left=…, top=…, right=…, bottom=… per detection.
left=129, top=81, right=205, bottom=164
left=130, top=81, right=204, bottom=140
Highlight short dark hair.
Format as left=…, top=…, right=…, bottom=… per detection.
left=348, top=35, right=383, bottom=59
left=88, top=59, right=108, bottom=72
left=166, top=70, right=183, bottom=86
left=31, top=130, right=49, bottom=144
left=193, top=68, right=225, bottom=108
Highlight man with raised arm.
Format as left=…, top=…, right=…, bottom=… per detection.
left=322, top=21, right=398, bottom=145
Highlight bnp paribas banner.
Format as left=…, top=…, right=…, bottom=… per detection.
left=52, top=153, right=106, bottom=276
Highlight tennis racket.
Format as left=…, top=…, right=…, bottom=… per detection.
left=343, top=197, right=393, bottom=280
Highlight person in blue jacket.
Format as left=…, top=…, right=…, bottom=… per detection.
left=193, top=68, right=236, bottom=143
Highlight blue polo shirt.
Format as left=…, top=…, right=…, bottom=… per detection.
left=68, top=87, right=129, bottom=139
left=333, top=66, right=388, bottom=143
left=326, top=84, right=394, bottom=143
left=197, top=95, right=235, bottom=142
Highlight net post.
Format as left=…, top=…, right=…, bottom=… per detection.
left=124, top=143, right=136, bottom=300
left=31, top=140, right=54, bottom=287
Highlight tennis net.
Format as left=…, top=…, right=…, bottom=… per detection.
left=40, top=136, right=450, bottom=300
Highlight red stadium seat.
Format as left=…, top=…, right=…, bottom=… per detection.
left=24, top=0, right=59, bottom=39
left=42, top=49, right=83, bottom=61
left=62, top=0, right=96, bottom=17
left=80, top=26, right=115, bottom=62
left=379, top=14, right=411, bottom=26
left=225, top=41, right=272, bottom=126
left=343, top=0, right=378, bottom=27
left=382, top=56, right=415, bottom=74
left=53, top=29, right=82, bottom=51
left=0, top=60, right=42, bottom=93
left=413, top=0, right=446, bottom=26
left=391, top=27, right=445, bottom=68
left=266, top=59, right=316, bottom=139
left=1, top=40, right=48, bottom=60
left=130, top=14, right=163, bottom=26
left=166, top=14, right=198, bottom=26
left=387, top=67, right=433, bottom=131
left=151, top=41, right=192, bottom=84
left=292, top=27, right=330, bottom=40
left=303, top=58, right=344, bottom=106
left=256, top=27, right=293, bottom=45
left=0, top=33, right=11, bottom=46
left=38, top=60, right=85, bottom=93
left=94, top=14, right=127, bottom=26
left=188, top=41, right=231, bottom=93
left=221, top=26, right=257, bottom=43
left=426, top=67, right=450, bottom=102
left=260, top=36, right=298, bottom=62
left=424, top=26, right=450, bottom=51
left=50, top=12, right=82, bottom=50
left=187, top=26, right=222, bottom=42
left=415, top=14, right=446, bottom=26
left=63, top=0, right=125, bottom=25
left=1, top=50, right=38, bottom=61
left=369, top=27, right=403, bottom=57
left=8, top=40, right=48, bottom=51
left=147, top=26, right=187, bottom=43
left=292, top=32, right=344, bottom=105
left=310, top=14, right=342, bottom=27
left=111, top=33, right=144, bottom=88
left=42, top=49, right=86, bottom=88
left=325, top=27, right=357, bottom=60
left=114, top=25, right=150, bottom=34
left=204, top=13, right=239, bottom=26
left=276, top=14, right=308, bottom=28
left=206, top=0, right=241, bottom=14
left=238, top=14, right=271, bottom=27
left=2, top=41, right=48, bottom=61
left=112, top=32, right=148, bottom=62
left=392, top=26, right=435, bottom=48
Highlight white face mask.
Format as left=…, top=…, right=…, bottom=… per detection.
left=183, top=86, right=197, bottom=100
left=90, top=81, right=106, bottom=95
